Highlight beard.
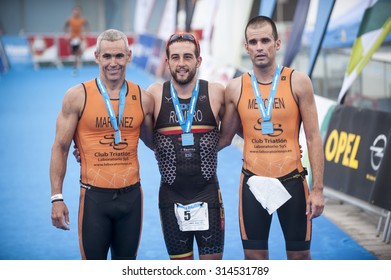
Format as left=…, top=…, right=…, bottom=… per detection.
left=170, top=67, right=197, bottom=85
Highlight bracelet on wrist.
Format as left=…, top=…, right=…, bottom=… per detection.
left=51, top=193, right=63, bottom=203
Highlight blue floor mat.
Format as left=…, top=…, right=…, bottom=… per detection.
left=0, top=66, right=376, bottom=260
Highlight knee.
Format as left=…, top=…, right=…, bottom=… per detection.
left=244, top=249, right=268, bottom=260
left=200, top=253, right=223, bottom=260
left=287, top=250, right=311, bottom=260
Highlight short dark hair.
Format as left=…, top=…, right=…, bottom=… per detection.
left=165, top=33, right=200, bottom=58
left=245, top=16, right=278, bottom=42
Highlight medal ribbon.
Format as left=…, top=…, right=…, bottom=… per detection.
left=97, top=78, right=127, bottom=141
left=250, top=65, right=281, bottom=121
left=170, top=80, right=200, bottom=133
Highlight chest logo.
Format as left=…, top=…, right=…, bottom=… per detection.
left=99, top=134, right=128, bottom=150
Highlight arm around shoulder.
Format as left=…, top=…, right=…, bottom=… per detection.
left=217, top=78, right=242, bottom=151
left=208, top=82, right=226, bottom=122
left=140, top=88, right=155, bottom=150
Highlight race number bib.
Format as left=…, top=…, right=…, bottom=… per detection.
left=174, top=202, right=209, bottom=231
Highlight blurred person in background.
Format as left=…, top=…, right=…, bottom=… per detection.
left=64, top=6, right=90, bottom=73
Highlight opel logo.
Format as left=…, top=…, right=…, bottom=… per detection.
left=369, top=134, right=387, bottom=171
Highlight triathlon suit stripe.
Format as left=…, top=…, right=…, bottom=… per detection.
left=74, top=79, right=144, bottom=189
left=237, top=67, right=311, bottom=251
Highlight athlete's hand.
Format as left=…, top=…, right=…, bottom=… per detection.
left=51, top=201, right=70, bottom=230
left=73, top=144, right=81, bottom=163
left=306, top=187, right=324, bottom=220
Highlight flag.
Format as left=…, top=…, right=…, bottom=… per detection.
left=337, top=0, right=391, bottom=103
left=157, top=0, right=178, bottom=40
left=199, top=0, right=220, bottom=55
left=259, top=0, right=277, bottom=18
left=184, top=0, right=197, bottom=32
left=307, top=0, right=336, bottom=78
left=134, top=0, right=156, bottom=34
left=282, top=0, right=310, bottom=67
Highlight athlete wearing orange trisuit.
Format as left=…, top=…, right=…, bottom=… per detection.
left=50, top=29, right=154, bottom=260
left=64, top=6, right=90, bottom=70
left=146, top=33, right=225, bottom=260
left=74, top=79, right=143, bottom=189
left=218, top=16, right=324, bottom=260
left=239, top=68, right=304, bottom=177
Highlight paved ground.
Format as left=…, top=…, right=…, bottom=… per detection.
left=323, top=195, right=391, bottom=260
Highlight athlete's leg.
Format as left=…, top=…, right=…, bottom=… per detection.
left=159, top=183, right=196, bottom=260
left=75, top=45, right=82, bottom=68
left=196, top=205, right=224, bottom=260
left=287, top=250, right=311, bottom=260
left=277, top=178, right=312, bottom=260
left=194, top=183, right=225, bottom=260
left=159, top=206, right=195, bottom=260
left=244, top=249, right=269, bottom=260
left=199, top=253, right=223, bottom=260
left=110, top=187, right=143, bottom=260
left=78, top=188, right=111, bottom=260
left=239, top=172, right=272, bottom=260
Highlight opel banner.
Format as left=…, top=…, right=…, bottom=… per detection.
left=324, top=105, right=391, bottom=210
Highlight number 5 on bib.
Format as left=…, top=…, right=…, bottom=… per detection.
left=174, top=202, right=209, bottom=231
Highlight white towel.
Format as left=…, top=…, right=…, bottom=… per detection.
left=247, top=176, right=292, bottom=215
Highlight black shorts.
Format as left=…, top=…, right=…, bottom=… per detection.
left=71, top=44, right=80, bottom=54
left=70, top=37, right=81, bottom=54
left=239, top=169, right=311, bottom=252
left=159, top=180, right=225, bottom=258
left=78, top=182, right=142, bottom=260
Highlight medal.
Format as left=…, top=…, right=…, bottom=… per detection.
left=181, top=133, right=194, bottom=146
left=250, top=65, right=281, bottom=135
left=262, top=121, right=274, bottom=135
left=114, top=130, right=121, bottom=144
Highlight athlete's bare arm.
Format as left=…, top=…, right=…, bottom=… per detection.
left=141, top=82, right=164, bottom=151
left=217, top=77, right=242, bottom=151
left=146, top=82, right=164, bottom=122
left=292, top=70, right=324, bottom=219
left=208, top=82, right=225, bottom=124
left=50, top=84, right=84, bottom=230
left=140, top=88, right=155, bottom=150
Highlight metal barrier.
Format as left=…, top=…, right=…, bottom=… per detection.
left=324, top=187, right=391, bottom=244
